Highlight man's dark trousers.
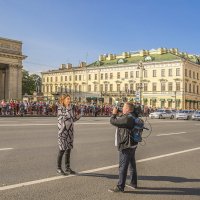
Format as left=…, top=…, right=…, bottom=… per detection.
left=117, top=147, right=137, bottom=190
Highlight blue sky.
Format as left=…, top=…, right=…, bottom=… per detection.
left=0, top=0, right=200, bottom=74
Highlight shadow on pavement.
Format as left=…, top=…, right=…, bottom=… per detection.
left=78, top=173, right=118, bottom=180
left=138, top=175, right=200, bottom=183
left=78, top=173, right=200, bottom=196
left=125, top=186, right=200, bottom=196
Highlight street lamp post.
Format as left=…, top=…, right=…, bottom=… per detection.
left=137, top=61, right=145, bottom=105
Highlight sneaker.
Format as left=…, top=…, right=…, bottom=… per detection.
left=126, top=183, right=137, bottom=190
left=65, top=168, right=76, bottom=175
left=108, top=186, right=124, bottom=193
left=56, top=168, right=66, bottom=176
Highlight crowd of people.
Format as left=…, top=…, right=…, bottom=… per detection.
left=0, top=99, right=118, bottom=117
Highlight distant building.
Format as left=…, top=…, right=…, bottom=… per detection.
left=41, top=48, right=200, bottom=109
left=0, top=37, right=27, bottom=99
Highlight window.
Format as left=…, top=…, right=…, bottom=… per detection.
left=50, top=85, right=53, bottom=92
left=105, top=73, right=108, bottom=80
left=153, top=70, right=156, bottom=77
left=189, top=84, right=191, bottom=93
left=168, top=82, right=173, bottom=91
left=101, top=74, right=103, bottom=80
left=95, top=74, right=97, bottom=80
left=94, top=85, right=97, bottom=92
left=55, top=85, right=58, bottom=92
left=100, top=84, right=103, bottom=92
left=117, top=84, right=120, bottom=92
left=161, top=69, right=165, bottom=77
left=185, top=69, right=187, bottom=77
left=176, top=68, right=180, bottom=76
left=110, top=84, right=113, bottom=92
left=69, top=76, right=71, bottom=81
left=51, top=77, right=53, bottom=82
left=185, top=83, right=187, bottom=92
left=69, top=85, right=71, bottom=92
left=88, top=85, right=91, bottom=92
left=55, top=77, right=58, bottom=82
left=88, top=74, right=91, bottom=80
left=105, top=84, right=108, bottom=92
left=189, top=70, right=191, bottom=78
left=144, top=70, right=148, bottom=78
left=42, top=85, right=45, bottom=92
left=74, top=85, right=78, bottom=92
left=197, top=85, right=199, bottom=94
left=144, top=83, right=148, bottom=92
left=161, top=82, right=166, bottom=92
left=64, top=86, right=67, bottom=92
left=46, top=86, right=49, bottom=93
left=79, top=85, right=82, bottom=92
left=65, top=76, right=67, bottom=81
left=75, top=75, right=77, bottom=81
left=193, top=72, right=195, bottom=79
left=130, top=71, right=133, bottom=78
left=176, top=82, right=180, bottom=91
left=193, top=85, right=195, bottom=93
left=125, top=84, right=128, bottom=92
left=125, top=72, right=128, bottom=79
left=43, top=78, right=45, bottom=82
left=136, top=71, right=139, bottom=78
left=47, top=77, right=49, bottom=82
left=110, top=73, right=113, bottom=79
left=117, top=72, right=120, bottom=79
left=61, top=76, right=63, bottom=82
left=130, top=84, right=134, bottom=93
left=168, top=69, right=172, bottom=76
left=197, top=73, right=199, bottom=80
left=152, top=83, right=157, bottom=91
left=136, top=83, right=140, bottom=90
left=79, top=75, right=81, bottom=81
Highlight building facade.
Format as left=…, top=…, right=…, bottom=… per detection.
left=0, top=37, right=26, bottom=100
left=41, top=48, right=200, bottom=109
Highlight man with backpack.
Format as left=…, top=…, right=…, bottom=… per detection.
left=109, top=102, right=141, bottom=193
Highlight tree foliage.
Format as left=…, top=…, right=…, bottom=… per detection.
left=22, top=70, right=41, bottom=95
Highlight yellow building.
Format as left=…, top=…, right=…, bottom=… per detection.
left=41, top=48, right=200, bottom=109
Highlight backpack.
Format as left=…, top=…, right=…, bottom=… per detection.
left=131, top=116, right=144, bottom=142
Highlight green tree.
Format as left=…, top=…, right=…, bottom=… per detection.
left=22, top=70, right=41, bottom=95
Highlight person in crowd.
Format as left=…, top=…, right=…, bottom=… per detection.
left=56, top=94, right=81, bottom=176
left=109, top=102, right=138, bottom=193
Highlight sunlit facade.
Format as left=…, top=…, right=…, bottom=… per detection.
left=41, top=48, right=200, bottom=109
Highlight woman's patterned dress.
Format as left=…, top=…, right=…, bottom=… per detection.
left=57, top=105, right=79, bottom=150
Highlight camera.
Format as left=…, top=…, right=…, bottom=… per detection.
left=115, top=102, right=124, bottom=113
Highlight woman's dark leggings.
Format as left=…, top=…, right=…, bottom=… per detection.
left=57, top=149, right=71, bottom=169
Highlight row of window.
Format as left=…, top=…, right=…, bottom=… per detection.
left=44, top=82, right=198, bottom=94
left=185, top=69, right=199, bottom=79
left=43, top=68, right=181, bottom=82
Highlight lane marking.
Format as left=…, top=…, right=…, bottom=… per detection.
left=157, top=132, right=187, bottom=136
left=0, top=123, right=109, bottom=127
left=0, top=148, right=13, bottom=151
left=0, top=146, right=200, bottom=191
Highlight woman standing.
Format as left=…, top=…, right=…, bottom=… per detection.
left=57, top=94, right=80, bottom=175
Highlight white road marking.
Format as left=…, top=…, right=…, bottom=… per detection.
left=157, top=132, right=187, bottom=136
left=0, top=148, right=13, bottom=151
left=0, top=123, right=109, bottom=127
left=151, top=121, right=186, bottom=123
left=0, top=146, right=200, bottom=191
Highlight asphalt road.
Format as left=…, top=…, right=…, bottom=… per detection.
left=0, top=117, right=200, bottom=200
